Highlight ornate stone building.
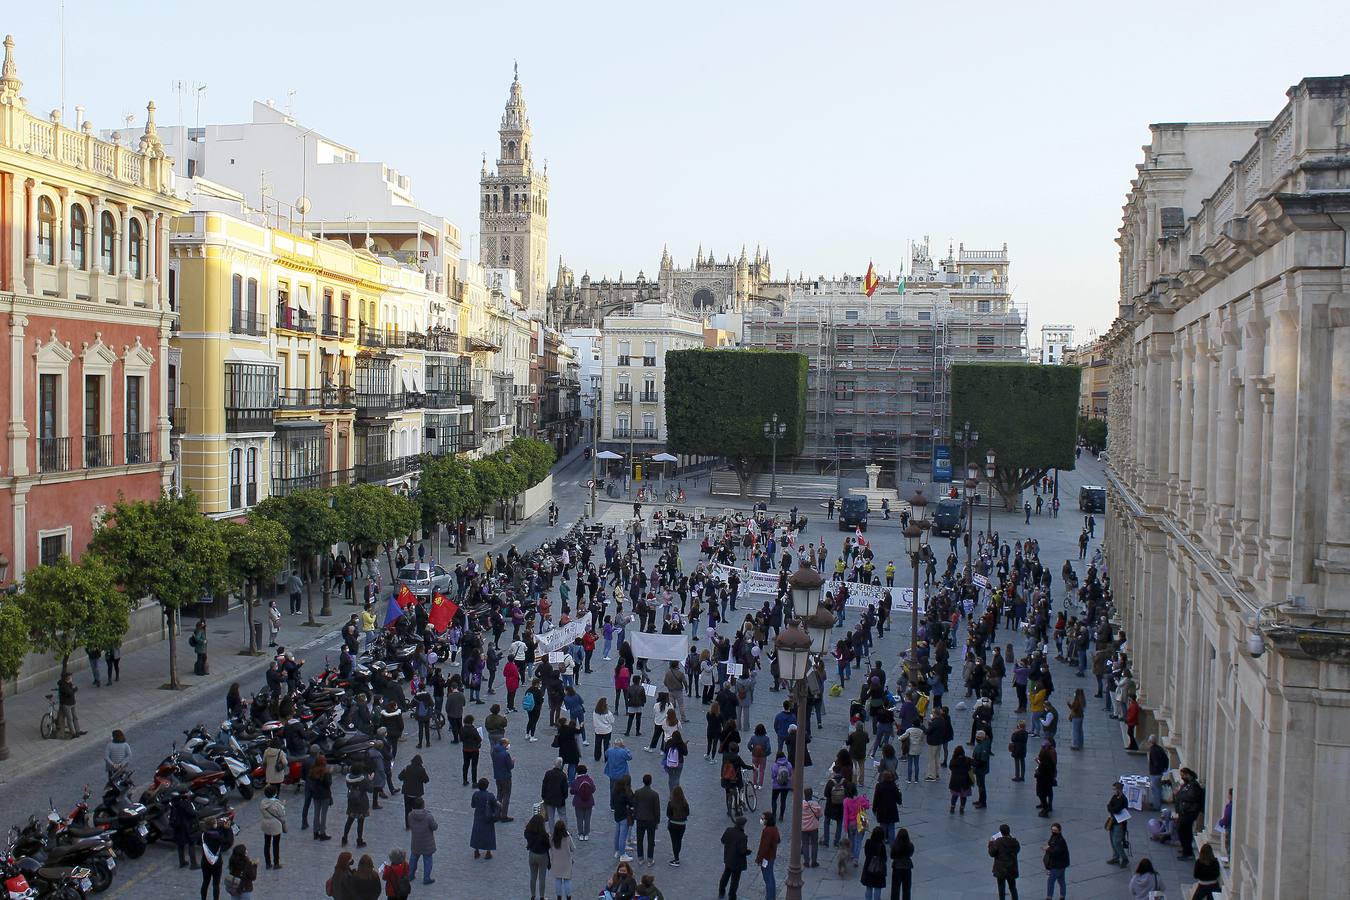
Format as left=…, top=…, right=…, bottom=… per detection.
left=1102, top=76, right=1350, bottom=899
left=480, top=66, right=548, bottom=321
left=549, top=244, right=776, bottom=328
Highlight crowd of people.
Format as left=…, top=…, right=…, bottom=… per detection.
left=168, top=494, right=1220, bottom=900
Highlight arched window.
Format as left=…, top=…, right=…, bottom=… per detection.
left=36, top=196, right=56, bottom=264
left=502, top=186, right=510, bottom=208
left=492, top=195, right=498, bottom=213
left=229, top=448, right=242, bottom=509
left=100, top=211, right=116, bottom=274
left=231, top=274, right=243, bottom=332
left=70, top=204, right=87, bottom=269
left=128, top=218, right=143, bottom=278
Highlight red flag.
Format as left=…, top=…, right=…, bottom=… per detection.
left=428, top=592, right=459, bottom=633
left=863, top=262, right=879, bottom=297
left=396, top=583, right=417, bottom=609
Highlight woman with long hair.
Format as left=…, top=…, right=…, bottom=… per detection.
left=549, top=819, right=576, bottom=900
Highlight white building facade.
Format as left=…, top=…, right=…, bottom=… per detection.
left=1103, top=76, right=1350, bottom=899
left=598, top=303, right=704, bottom=465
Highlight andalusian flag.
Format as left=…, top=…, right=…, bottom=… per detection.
left=896, top=276, right=906, bottom=296
left=863, top=262, right=879, bottom=297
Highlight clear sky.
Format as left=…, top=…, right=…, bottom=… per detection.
left=5, top=1, right=1347, bottom=340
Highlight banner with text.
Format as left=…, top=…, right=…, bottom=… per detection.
left=629, top=631, right=690, bottom=663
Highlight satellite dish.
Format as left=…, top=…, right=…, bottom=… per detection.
left=295, top=197, right=312, bottom=215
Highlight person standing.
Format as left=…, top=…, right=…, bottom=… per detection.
left=470, top=779, right=499, bottom=860
left=610, top=774, right=635, bottom=861
left=1191, top=844, right=1222, bottom=899
left=542, top=757, right=570, bottom=826
left=56, top=672, right=83, bottom=738
left=769, top=751, right=792, bottom=822
left=947, top=745, right=973, bottom=815
left=570, top=764, right=597, bottom=841
left=398, top=754, right=430, bottom=830
left=492, top=737, right=515, bottom=822
left=460, top=713, right=482, bottom=785
left=287, top=570, right=304, bottom=615
left=889, top=828, right=914, bottom=900
left=666, top=785, right=689, bottom=867
left=104, top=729, right=132, bottom=777
left=262, top=739, right=289, bottom=794
left=718, top=815, right=750, bottom=900
left=445, top=679, right=466, bottom=744
left=549, top=820, right=576, bottom=900
left=1146, top=736, right=1168, bottom=812
left=756, top=811, right=781, bottom=900
left=1008, top=721, right=1029, bottom=782
left=307, top=755, right=334, bottom=841
left=267, top=600, right=282, bottom=648
left=1033, top=742, right=1057, bottom=817
left=224, top=844, right=257, bottom=900
left=524, top=813, right=551, bottom=899
left=200, top=817, right=231, bottom=900
left=633, top=773, right=662, bottom=866
left=972, top=730, right=992, bottom=808
left=1041, top=822, right=1070, bottom=900
left=1107, top=781, right=1130, bottom=866
left=799, top=786, right=822, bottom=869
left=987, top=823, right=1021, bottom=900
left=1067, top=688, right=1086, bottom=750
left=860, top=826, right=888, bottom=900
left=259, top=785, right=286, bottom=870
left=872, top=772, right=901, bottom=843
left=1173, top=767, right=1205, bottom=861
left=592, top=697, right=615, bottom=762
left=341, top=761, right=372, bottom=848
left=192, top=619, right=209, bottom=676
left=104, top=643, right=122, bottom=684
left=350, top=854, right=382, bottom=898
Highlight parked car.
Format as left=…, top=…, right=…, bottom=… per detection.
left=397, top=564, right=452, bottom=598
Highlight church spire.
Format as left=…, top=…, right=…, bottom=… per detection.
left=660, top=244, right=672, bottom=271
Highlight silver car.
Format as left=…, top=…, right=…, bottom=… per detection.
left=398, top=563, right=451, bottom=598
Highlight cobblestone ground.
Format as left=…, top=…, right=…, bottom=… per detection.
left=2, top=455, right=1203, bottom=899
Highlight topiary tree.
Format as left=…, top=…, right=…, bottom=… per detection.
left=418, top=455, right=482, bottom=547
left=89, top=491, right=229, bottom=690
left=665, top=349, right=808, bottom=497
left=253, top=489, right=343, bottom=619
left=220, top=517, right=291, bottom=652
left=18, top=554, right=131, bottom=677
left=0, top=594, right=29, bottom=759
left=951, top=362, right=1081, bottom=510
left=506, top=436, right=556, bottom=487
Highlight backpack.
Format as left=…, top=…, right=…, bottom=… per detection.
left=774, top=764, right=790, bottom=788
left=829, top=781, right=846, bottom=806
left=664, top=746, right=680, bottom=770
left=721, top=759, right=736, bottom=783
left=522, top=692, right=536, bottom=712
left=392, top=870, right=412, bottom=900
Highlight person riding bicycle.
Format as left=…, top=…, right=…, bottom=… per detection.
left=720, top=740, right=754, bottom=813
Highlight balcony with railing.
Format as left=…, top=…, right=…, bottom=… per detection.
left=617, top=355, right=631, bottom=366
left=271, top=468, right=355, bottom=498
left=37, top=436, right=73, bottom=473
left=275, top=306, right=317, bottom=334
left=640, top=428, right=658, bottom=440
left=639, top=391, right=658, bottom=404
left=615, top=390, right=632, bottom=403
left=124, top=432, right=153, bottom=465
left=172, top=406, right=187, bottom=433
left=613, top=427, right=631, bottom=439
left=358, top=325, right=385, bottom=349
left=642, top=356, right=656, bottom=367
left=457, top=432, right=481, bottom=453
left=354, top=454, right=422, bottom=484
left=321, top=315, right=355, bottom=340
left=225, top=407, right=276, bottom=432
left=82, top=434, right=114, bottom=468
left=230, top=310, right=268, bottom=336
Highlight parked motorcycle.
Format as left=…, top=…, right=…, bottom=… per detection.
left=9, top=816, right=114, bottom=894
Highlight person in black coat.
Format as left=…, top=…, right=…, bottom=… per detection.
left=1008, top=721, right=1029, bottom=781
left=1034, top=742, right=1057, bottom=816
left=1042, top=822, right=1070, bottom=900
left=947, top=746, right=973, bottom=815
left=987, top=823, right=1020, bottom=900
left=889, top=828, right=915, bottom=900
left=718, top=816, right=750, bottom=900
left=540, top=758, right=569, bottom=824
left=871, top=772, right=902, bottom=840
left=860, top=826, right=888, bottom=892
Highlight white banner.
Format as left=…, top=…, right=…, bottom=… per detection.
left=629, top=631, right=690, bottom=662
left=972, top=573, right=991, bottom=590
left=712, top=564, right=925, bottom=613
left=537, top=619, right=587, bottom=654
left=713, top=563, right=781, bottom=596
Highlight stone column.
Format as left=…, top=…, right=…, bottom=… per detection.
left=56, top=188, right=70, bottom=265
left=1320, top=297, right=1350, bottom=607
left=7, top=314, right=29, bottom=477
left=1145, top=336, right=1172, bottom=508
left=1214, top=323, right=1240, bottom=554
left=118, top=205, right=130, bottom=275
left=157, top=325, right=172, bottom=471
left=25, top=178, right=40, bottom=260
left=1238, top=312, right=1268, bottom=564
left=90, top=196, right=104, bottom=274
left=5, top=176, right=27, bottom=293
left=1266, top=308, right=1297, bottom=579
left=1167, top=339, right=1184, bottom=510
left=1189, top=334, right=1211, bottom=529
left=1176, top=335, right=1195, bottom=503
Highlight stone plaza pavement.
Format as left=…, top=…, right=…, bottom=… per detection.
left=2, top=454, right=1203, bottom=899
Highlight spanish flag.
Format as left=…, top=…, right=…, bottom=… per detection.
left=863, top=262, right=879, bottom=297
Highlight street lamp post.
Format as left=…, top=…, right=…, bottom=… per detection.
left=780, top=565, right=833, bottom=900
left=904, top=489, right=928, bottom=672
left=588, top=388, right=600, bottom=518
left=763, top=413, right=786, bottom=505
left=320, top=493, right=336, bottom=617
left=953, top=420, right=979, bottom=575
left=985, top=450, right=996, bottom=538
left=964, top=462, right=979, bottom=585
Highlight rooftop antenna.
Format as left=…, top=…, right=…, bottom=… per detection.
left=285, top=89, right=295, bottom=118
left=58, top=0, right=66, bottom=123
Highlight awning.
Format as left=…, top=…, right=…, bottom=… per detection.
left=651, top=452, right=678, bottom=463
left=226, top=348, right=279, bottom=366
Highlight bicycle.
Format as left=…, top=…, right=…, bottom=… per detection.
left=725, top=780, right=757, bottom=817
left=40, top=693, right=60, bottom=739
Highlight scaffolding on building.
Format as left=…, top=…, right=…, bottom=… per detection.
left=744, top=282, right=1027, bottom=485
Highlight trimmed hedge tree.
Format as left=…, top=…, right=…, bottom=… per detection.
left=951, top=362, right=1080, bottom=509
left=665, top=349, right=807, bottom=497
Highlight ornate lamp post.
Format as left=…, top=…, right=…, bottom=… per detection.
left=781, top=573, right=834, bottom=900
left=904, top=489, right=928, bottom=669
left=763, top=413, right=787, bottom=505
left=964, top=462, right=979, bottom=584
left=985, top=450, right=996, bottom=537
